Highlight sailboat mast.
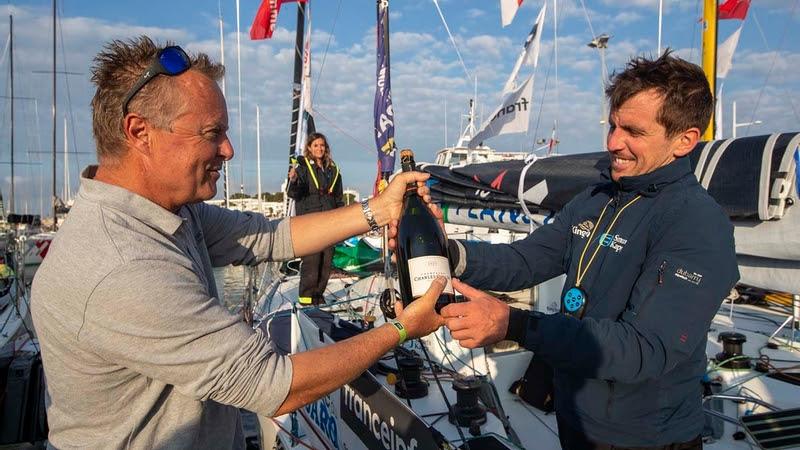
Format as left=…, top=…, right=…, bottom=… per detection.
left=63, top=116, right=69, bottom=204
left=256, top=105, right=263, bottom=215
left=9, top=14, right=14, bottom=214
left=289, top=3, right=306, bottom=156
left=235, top=0, right=245, bottom=202
left=553, top=0, right=559, bottom=153
left=657, top=0, right=663, bottom=55
left=51, top=0, right=57, bottom=228
left=701, top=0, right=717, bottom=141
left=218, top=1, right=230, bottom=209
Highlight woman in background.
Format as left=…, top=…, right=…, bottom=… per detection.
left=287, top=133, right=344, bottom=305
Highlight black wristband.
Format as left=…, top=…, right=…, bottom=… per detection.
left=447, top=239, right=460, bottom=272
left=504, top=307, right=530, bottom=344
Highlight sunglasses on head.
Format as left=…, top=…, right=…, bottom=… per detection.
left=121, top=46, right=191, bottom=116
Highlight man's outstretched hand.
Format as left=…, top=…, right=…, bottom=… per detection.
left=394, top=276, right=447, bottom=340
left=441, top=279, right=510, bottom=349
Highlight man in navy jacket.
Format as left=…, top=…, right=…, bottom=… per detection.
left=440, top=52, right=739, bottom=449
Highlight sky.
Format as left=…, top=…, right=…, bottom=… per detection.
left=0, top=0, right=798, bottom=216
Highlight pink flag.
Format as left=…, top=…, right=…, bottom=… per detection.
left=718, top=0, right=750, bottom=20
left=250, top=0, right=307, bottom=40
left=500, top=0, right=524, bottom=27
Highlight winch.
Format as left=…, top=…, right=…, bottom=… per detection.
left=716, top=332, right=751, bottom=369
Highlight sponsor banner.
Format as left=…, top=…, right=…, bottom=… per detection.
left=468, top=74, right=534, bottom=149
left=374, top=0, right=396, bottom=177
left=442, top=203, right=553, bottom=233
left=341, top=370, right=439, bottom=450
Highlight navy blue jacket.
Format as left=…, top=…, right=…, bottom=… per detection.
left=457, top=157, right=739, bottom=446
left=287, top=156, right=344, bottom=216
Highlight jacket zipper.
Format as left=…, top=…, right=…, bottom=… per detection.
left=633, top=259, right=668, bottom=319
left=657, top=260, right=666, bottom=285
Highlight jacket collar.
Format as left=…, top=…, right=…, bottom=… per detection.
left=603, top=156, right=692, bottom=196
left=78, top=165, right=185, bottom=235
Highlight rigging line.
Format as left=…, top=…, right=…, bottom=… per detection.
left=518, top=400, right=559, bottom=437
left=311, top=107, right=373, bottom=154
left=418, top=341, right=470, bottom=450
left=745, top=0, right=800, bottom=135
left=311, top=0, right=341, bottom=103
left=531, top=48, right=555, bottom=150
left=577, top=0, right=597, bottom=42
left=432, top=331, right=482, bottom=375
left=532, top=2, right=568, bottom=150
left=578, top=0, right=609, bottom=90
left=750, top=11, right=800, bottom=124
left=689, top=0, right=702, bottom=62
left=430, top=0, right=473, bottom=83
left=56, top=2, right=82, bottom=181
left=432, top=331, right=464, bottom=374
left=0, top=31, right=8, bottom=66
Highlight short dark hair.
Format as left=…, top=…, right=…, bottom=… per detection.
left=90, top=36, right=224, bottom=161
left=606, top=50, right=713, bottom=138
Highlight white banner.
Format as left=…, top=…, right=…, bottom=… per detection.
left=503, top=3, right=546, bottom=94
left=469, top=74, right=534, bottom=149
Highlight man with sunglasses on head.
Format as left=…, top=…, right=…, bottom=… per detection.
left=425, top=52, right=740, bottom=449
left=31, top=36, right=445, bottom=449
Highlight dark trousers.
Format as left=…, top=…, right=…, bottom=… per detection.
left=299, top=246, right=334, bottom=305
left=557, top=416, right=703, bottom=450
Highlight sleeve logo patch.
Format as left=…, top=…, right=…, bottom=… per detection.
left=675, top=268, right=703, bottom=285
left=571, top=220, right=594, bottom=239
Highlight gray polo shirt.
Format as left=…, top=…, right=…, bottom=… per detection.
left=32, top=166, right=294, bottom=449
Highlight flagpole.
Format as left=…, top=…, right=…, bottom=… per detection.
left=701, top=0, right=717, bottom=141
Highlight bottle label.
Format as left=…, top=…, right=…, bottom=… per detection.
left=407, top=255, right=454, bottom=297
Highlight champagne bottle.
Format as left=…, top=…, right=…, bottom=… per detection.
left=395, top=149, right=455, bottom=313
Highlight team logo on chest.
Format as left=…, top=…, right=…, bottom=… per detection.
left=598, top=233, right=628, bottom=253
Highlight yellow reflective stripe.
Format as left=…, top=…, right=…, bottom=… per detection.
left=328, top=163, right=340, bottom=194
left=303, top=157, right=320, bottom=190
left=298, top=296, right=313, bottom=305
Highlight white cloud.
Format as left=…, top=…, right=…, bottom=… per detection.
left=466, top=9, right=485, bottom=19
left=599, top=0, right=656, bottom=7
left=464, top=35, right=514, bottom=60
left=614, top=11, right=644, bottom=25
